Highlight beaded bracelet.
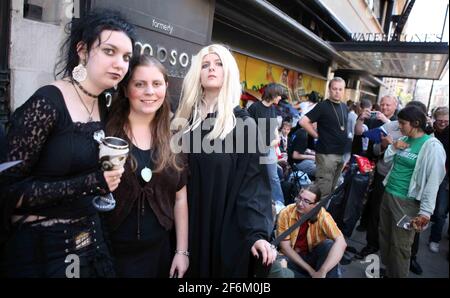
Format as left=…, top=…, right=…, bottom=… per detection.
left=175, top=250, right=190, bottom=257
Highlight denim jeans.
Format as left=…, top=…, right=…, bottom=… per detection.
left=430, top=174, right=449, bottom=243
left=266, top=148, right=285, bottom=204
left=295, top=159, right=316, bottom=179
left=287, top=239, right=339, bottom=278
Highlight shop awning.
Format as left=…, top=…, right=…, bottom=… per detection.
left=214, top=0, right=350, bottom=79
left=330, top=41, right=449, bottom=80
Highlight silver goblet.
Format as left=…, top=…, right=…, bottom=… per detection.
left=93, top=130, right=129, bottom=212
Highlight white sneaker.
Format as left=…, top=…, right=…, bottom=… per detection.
left=429, top=242, right=440, bottom=253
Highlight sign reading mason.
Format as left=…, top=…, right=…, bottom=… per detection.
left=135, top=42, right=191, bottom=68
left=151, top=17, right=174, bottom=35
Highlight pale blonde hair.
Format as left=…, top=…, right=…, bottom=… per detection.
left=174, top=44, right=241, bottom=140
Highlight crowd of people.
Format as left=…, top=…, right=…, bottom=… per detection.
left=262, top=85, right=448, bottom=278
left=0, top=9, right=448, bottom=279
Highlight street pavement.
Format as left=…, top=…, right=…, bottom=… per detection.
left=340, top=218, right=449, bottom=278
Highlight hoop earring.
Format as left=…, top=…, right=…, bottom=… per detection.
left=105, top=92, right=112, bottom=108
left=72, top=61, right=87, bottom=82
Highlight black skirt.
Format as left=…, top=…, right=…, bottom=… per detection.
left=109, top=198, right=172, bottom=278
left=1, top=213, right=115, bottom=278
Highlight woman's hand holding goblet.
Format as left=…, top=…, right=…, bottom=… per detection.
left=103, top=167, right=125, bottom=192
left=93, top=131, right=129, bottom=211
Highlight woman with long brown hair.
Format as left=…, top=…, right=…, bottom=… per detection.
left=105, top=54, right=188, bottom=278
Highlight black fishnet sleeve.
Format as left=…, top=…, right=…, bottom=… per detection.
left=3, top=95, right=109, bottom=210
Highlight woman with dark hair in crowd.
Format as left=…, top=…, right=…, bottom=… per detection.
left=356, top=100, right=432, bottom=275
left=379, top=105, right=446, bottom=278
left=104, top=54, right=189, bottom=278
left=0, top=10, right=136, bottom=277
left=299, top=91, right=320, bottom=118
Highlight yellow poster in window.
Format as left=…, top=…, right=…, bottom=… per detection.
left=233, top=52, right=326, bottom=103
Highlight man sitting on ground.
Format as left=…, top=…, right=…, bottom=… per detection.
left=277, top=184, right=347, bottom=278
left=288, top=124, right=316, bottom=179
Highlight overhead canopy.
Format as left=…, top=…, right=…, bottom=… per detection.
left=331, top=41, right=449, bottom=80
left=214, top=0, right=351, bottom=79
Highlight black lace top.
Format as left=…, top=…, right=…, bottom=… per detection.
left=2, top=85, right=110, bottom=220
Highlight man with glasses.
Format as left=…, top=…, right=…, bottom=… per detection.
left=429, top=107, right=449, bottom=254
left=277, top=184, right=347, bottom=278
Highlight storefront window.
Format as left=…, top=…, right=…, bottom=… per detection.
left=365, top=0, right=374, bottom=11
left=365, top=0, right=382, bottom=20
left=234, top=52, right=326, bottom=103
left=373, top=0, right=381, bottom=19
left=23, top=0, right=65, bottom=24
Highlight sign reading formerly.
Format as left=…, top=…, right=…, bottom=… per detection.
left=151, top=18, right=174, bottom=35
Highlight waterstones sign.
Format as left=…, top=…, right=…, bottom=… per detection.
left=351, top=32, right=445, bottom=42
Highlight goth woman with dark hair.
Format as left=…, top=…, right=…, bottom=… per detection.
left=0, top=9, right=136, bottom=277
